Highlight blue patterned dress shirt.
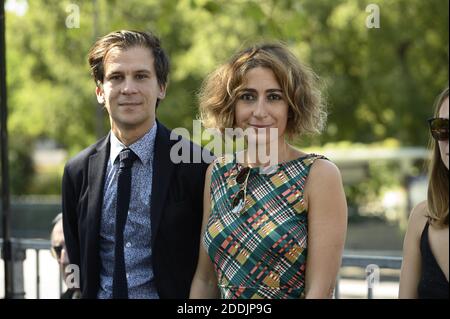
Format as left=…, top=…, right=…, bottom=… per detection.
left=97, top=123, right=159, bottom=299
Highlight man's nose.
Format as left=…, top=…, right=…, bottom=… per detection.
left=121, top=78, right=138, bottom=94
left=60, top=247, right=69, bottom=266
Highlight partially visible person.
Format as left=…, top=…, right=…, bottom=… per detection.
left=399, top=87, right=449, bottom=299
left=190, top=43, right=347, bottom=299
left=50, top=213, right=80, bottom=299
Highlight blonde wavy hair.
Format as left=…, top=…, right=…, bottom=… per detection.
left=427, top=87, right=449, bottom=227
left=198, top=43, right=326, bottom=138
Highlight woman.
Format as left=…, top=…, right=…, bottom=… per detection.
left=399, top=87, right=449, bottom=298
left=190, top=43, right=347, bottom=299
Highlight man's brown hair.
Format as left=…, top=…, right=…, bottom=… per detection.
left=88, top=30, right=170, bottom=88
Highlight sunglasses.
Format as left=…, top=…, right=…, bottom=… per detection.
left=231, top=167, right=251, bottom=214
left=51, top=245, right=65, bottom=259
left=428, top=118, right=449, bottom=141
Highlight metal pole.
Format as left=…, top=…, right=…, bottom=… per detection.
left=36, top=249, right=40, bottom=299
left=59, top=265, right=62, bottom=297
left=0, top=0, right=13, bottom=300
left=334, top=275, right=340, bottom=299
left=368, top=286, right=373, bottom=299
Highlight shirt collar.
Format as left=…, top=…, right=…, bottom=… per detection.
left=109, top=122, right=158, bottom=166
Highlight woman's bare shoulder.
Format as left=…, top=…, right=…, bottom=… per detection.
left=308, top=158, right=342, bottom=180
left=407, top=200, right=429, bottom=235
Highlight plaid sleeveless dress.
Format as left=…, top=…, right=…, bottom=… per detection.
left=203, top=153, right=327, bottom=299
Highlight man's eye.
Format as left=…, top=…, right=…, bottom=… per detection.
left=108, top=75, right=123, bottom=81
left=136, top=74, right=148, bottom=80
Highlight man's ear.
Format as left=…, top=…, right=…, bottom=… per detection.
left=95, top=84, right=105, bottom=104
left=158, top=84, right=166, bottom=100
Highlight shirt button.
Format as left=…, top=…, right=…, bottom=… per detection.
left=126, top=242, right=131, bottom=248
left=126, top=273, right=130, bottom=279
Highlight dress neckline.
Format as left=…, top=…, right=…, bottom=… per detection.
left=422, top=222, right=449, bottom=283
left=233, top=152, right=319, bottom=175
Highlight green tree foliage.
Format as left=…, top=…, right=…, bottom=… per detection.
left=7, top=0, right=102, bottom=156
left=4, top=0, right=449, bottom=193
left=6, top=135, right=34, bottom=194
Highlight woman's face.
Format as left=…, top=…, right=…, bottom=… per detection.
left=438, top=97, right=449, bottom=170
left=234, top=67, right=289, bottom=146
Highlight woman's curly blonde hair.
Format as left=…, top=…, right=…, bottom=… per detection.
left=199, top=42, right=327, bottom=138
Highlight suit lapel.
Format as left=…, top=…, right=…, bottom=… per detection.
left=86, top=134, right=110, bottom=290
left=151, top=122, right=176, bottom=248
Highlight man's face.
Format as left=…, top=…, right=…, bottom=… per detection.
left=96, top=46, right=166, bottom=135
left=51, top=221, right=69, bottom=272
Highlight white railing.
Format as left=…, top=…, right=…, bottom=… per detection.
left=1, top=238, right=402, bottom=299
left=336, top=254, right=402, bottom=299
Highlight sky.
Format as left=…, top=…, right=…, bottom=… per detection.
left=5, top=0, right=28, bottom=16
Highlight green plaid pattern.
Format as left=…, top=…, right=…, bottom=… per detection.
left=203, top=153, right=327, bottom=299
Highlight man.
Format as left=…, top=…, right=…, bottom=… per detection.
left=62, top=30, right=210, bottom=298
left=50, top=213, right=81, bottom=299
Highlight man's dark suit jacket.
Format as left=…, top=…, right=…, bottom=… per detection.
left=62, top=121, right=211, bottom=298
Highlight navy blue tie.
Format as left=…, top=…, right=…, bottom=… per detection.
left=112, top=148, right=138, bottom=299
